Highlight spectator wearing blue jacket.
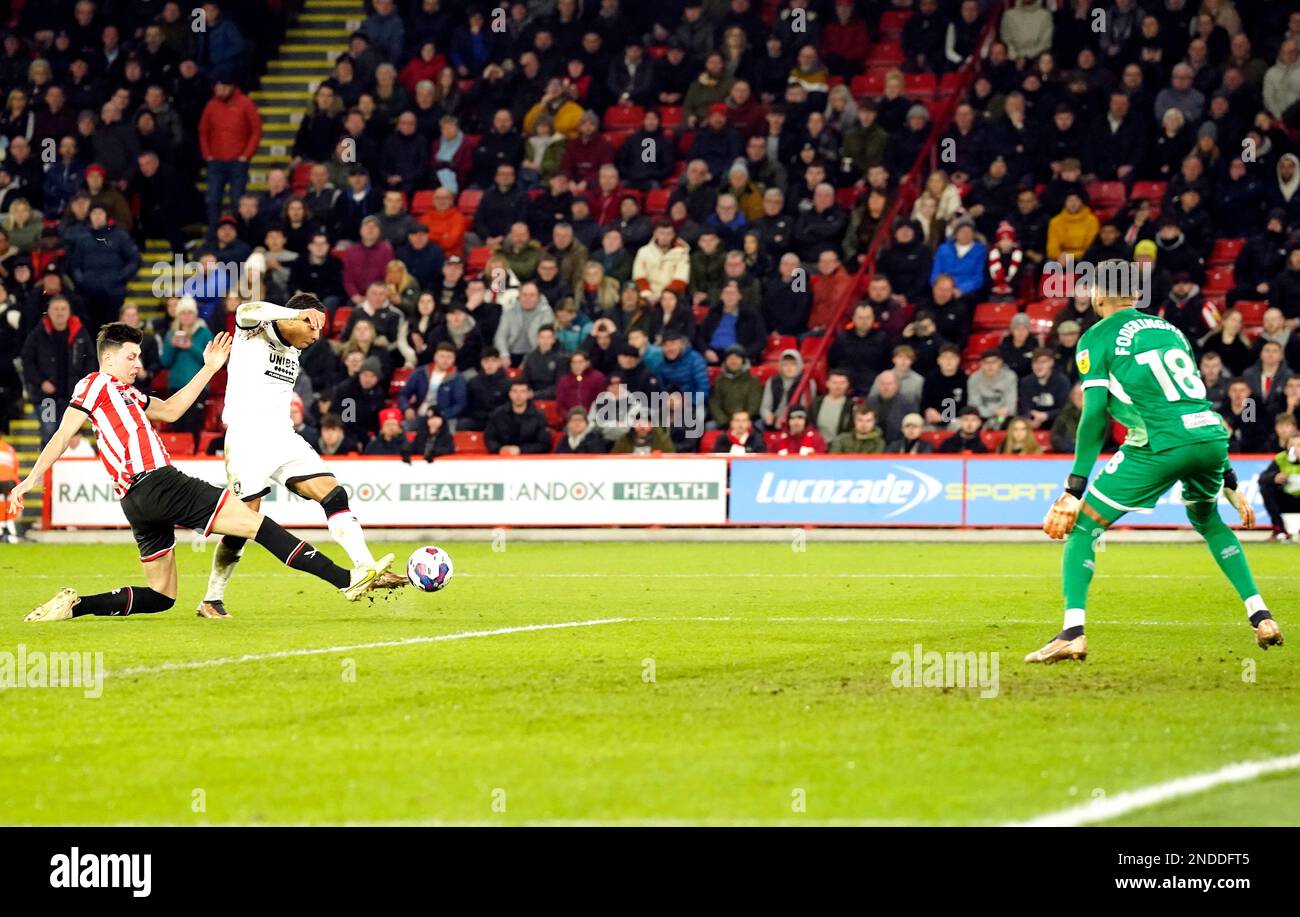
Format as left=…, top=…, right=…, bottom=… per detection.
left=196, top=4, right=248, bottom=82
left=400, top=342, right=468, bottom=429
left=361, top=0, right=405, bottom=63
left=656, top=332, right=710, bottom=401
left=930, top=216, right=987, bottom=301
left=64, top=205, right=141, bottom=333
left=42, top=143, right=84, bottom=217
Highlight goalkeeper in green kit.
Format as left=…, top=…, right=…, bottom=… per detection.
left=1028, top=262, right=1284, bottom=663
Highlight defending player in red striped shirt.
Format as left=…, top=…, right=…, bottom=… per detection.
left=7, top=322, right=393, bottom=621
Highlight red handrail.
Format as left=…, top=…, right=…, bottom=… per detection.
left=786, top=0, right=1009, bottom=418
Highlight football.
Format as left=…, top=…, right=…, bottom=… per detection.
left=406, top=546, right=453, bottom=592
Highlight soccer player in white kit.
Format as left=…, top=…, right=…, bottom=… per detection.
left=199, top=293, right=404, bottom=617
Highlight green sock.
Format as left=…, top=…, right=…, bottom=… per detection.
left=1188, top=505, right=1259, bottom=601
left=1061, top=514, right=1106, bottom=624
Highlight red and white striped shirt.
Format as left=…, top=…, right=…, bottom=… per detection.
left=68, top=371, right=171, bottom=496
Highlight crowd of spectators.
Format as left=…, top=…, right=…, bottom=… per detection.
left=2, top=1, right=1300, bottom=510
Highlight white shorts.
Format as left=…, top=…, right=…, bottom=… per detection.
left=224, top=429, right=330, bottom=501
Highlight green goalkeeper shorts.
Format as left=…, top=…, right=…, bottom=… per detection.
left=1084, top=440, right=1228, bottom=524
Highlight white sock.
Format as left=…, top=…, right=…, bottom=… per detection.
left=1245, top=594, right=1268, bottom=619
left=328, top=511, right=375, bottom=567
left=204, top=540, right=244, bottom=602
left=1063, top=608, right=1086, bottom=631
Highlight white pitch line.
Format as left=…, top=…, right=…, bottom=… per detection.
left=11, top=571, right=1296, bottom=580
left=107, top=618, right=630, bottom=678
left=1008, top=751, right=1300, bottom=827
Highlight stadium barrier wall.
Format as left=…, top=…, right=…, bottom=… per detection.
left=44, top=454, right=1278, bottom=530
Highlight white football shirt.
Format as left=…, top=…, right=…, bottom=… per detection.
left=223, top=302, right=303, bottom=433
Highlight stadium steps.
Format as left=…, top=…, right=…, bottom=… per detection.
left=11, top=403, right=46, bottom=526
left=239, top=0, right=362, bottom=190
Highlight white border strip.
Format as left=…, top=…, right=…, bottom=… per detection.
left=1007, top=751, right=1300, bottom=827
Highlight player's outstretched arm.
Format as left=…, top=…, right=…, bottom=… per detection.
left=147, top=332, right=233, bottom=423
left=1043, top=387, right=1109, bottom=539
left=6, top=408, right=87, bottom=514
left=236, top=300, right=323, bottom=330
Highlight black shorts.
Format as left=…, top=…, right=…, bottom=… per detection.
left=119, top=466, right=230, bottom=561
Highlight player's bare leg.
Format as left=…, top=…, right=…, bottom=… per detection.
left=209, top=493, right=392, bottom=602
left=290, top=475, right=405, bottom=588
left=25, top=553, right=179, bottom=622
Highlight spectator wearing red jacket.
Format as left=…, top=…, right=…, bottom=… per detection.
left=821, top=1, right=871, bottom=79
left=560, top=112, right=615, bottom=191
left=808, top=249, right=855, bottom=331
left=198, top=79, right=262, bottom=228
left=773, top=407, right=828, bottom=454
left=555, top=349, right=608, bottom=415
left=342, top=216, right=396, bottom=304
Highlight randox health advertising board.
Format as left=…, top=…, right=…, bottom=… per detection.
left=47, top=457, right=730, bottom=527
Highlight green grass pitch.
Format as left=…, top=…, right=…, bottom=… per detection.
left=0, top=540, right=1297, bottom=826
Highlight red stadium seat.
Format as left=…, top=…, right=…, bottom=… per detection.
left=1235, top=300, right=1269, bottom=324
left=800, top=335, right=824, bottom=359
left=1084, top=181, right=1126, bottom=213
left=879, top=10, right=910, bottom=38
left=763, top=334, right=797, bottom=361
left=456, top=188, right=482, bottom=216
left=198, top=431, right=222, bottom=455
left=291, top=162, right=313, bottom=193
left=692, top=304, right=710, bottom=325
left=980, top=430, right=1006, bottom=452
left=1203, top=266, right=1234, bottom=296
left=939, top=72, right=962, bottom=95
left=603, top=103, right=644, bottom=130
left=675, top=130, right=695, bottom=156
left=658, top=105, right=684, bottom=129
left=1024, top=301, right=1056, bottom=334
left=963, top=331, right=1004, bottom=360
left=331, top=306, right=352, bottom=337
left=904, top=73, right=936, bottom=97
left=751, top=364, right=779, bottom=383
left=924, top=99, right=945, bottom=122
left=535, top=399, right=563, bottom=429
left=1208, top=237, right=1245, bottom=266
left=505, top=365, right=522, bottom=380
left=835, top=187, right=860, bottom=210
left=162, top=432, right=195, bottom=456
left=389, top=366, right=414, bottom=397
left=411, top=190, right=436, bottom=216
left=1034, top=430, right=1052, bottom=451
left=644, top=188, right=671, bottom=215
left=603, top=130, right=632, bottom=152
left=921, top=430, right=948, bottom=448
left=1128, top=180, right=1170, bottom=205
left=763, top=430, right=784, bottom=451
left=707, top=365, right=723, bottom=384
left=551, top=430, right=565, bottom=450
left=208, top=369, right=226, bottom=396
left=972, top=302, right=1018, bottom=331
left=467, top=245, right=491, bottom=276
left=203, top=398, right=224, bottom=431
left=453, top=430, right=487, bottom=454
left=850, top=72, right=886, bottom=97
left=870, top=40, right=905, bottom=65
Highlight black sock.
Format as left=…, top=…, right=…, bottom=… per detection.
left=1249, top=609, right=1273, bottom=627
left=73, top=587, right=176, bottom=617
left=1058, top=625, right=1085, bottom=640
left=221, top=534, right=248, bottom=552
left=254, top=516, right=350, bottom=589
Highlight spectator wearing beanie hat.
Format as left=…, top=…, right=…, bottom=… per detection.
left=554, top=406, right=610, bottom=454
left=987, top=221, right=1023, bottom=301
left=772, top=406, right=827, bottom=455
left=887, top=412, right=935, bottom=454
left=365, top=407, right=413, bottom=457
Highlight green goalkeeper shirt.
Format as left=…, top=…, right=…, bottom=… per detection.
left=1069, top=307, right=1227, bottom=478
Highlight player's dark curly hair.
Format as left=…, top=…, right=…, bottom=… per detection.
left=285, top=292, right=324, bottom=313
left=95, top=322, right=144, bottom=359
